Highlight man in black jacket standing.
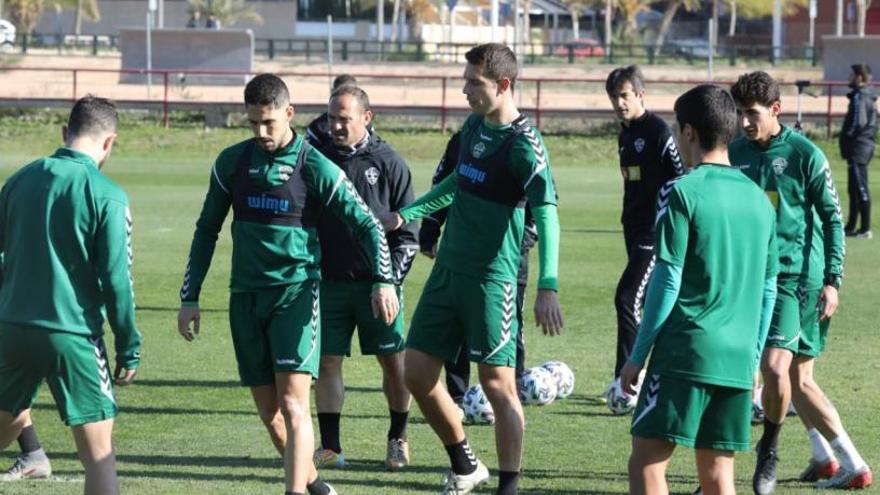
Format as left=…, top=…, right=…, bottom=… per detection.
left=308, top=86, right=419, bottom=471
left=605, top=65, right=684, bottom=414
left=840, top=63, right=876, bottom=239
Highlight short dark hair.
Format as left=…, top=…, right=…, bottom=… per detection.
left=852, top=63, right=872, bottom=82
left=330, top=85, right=371, bottom=113
left=605, top=65, right=645, bottom=95
left=674, top=84, right=737, bottom=152
left=730, top=71, right=780, bottom=108
left=66, top=95, right=118, bottom=140
left=465, top=43, right=518, bottom=88
left=244, top=73, right=290, bottom=108
left=332, top=74, right=357, bottom=90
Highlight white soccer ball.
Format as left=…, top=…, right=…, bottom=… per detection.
left=462, top=384, right=495, bottom=425
left=605, top=371, right=645, bottom=415
left=518, top=366, right=558, bottom=406
left=540, top=360, right=575, bottom=399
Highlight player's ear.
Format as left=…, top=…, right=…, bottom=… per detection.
left=770, top=100, right=782, bottom=118
left=103, top=133, right=117, bottom=153
left=497, top=78, right=512, bottom=95
left=363, top=109, right=373, bottom=126
left=285, top=104, right=294, bottom=123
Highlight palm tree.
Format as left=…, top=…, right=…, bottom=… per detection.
left=188, top=0, right=263, bottom=27
left=653, top=0, right=700, bottom=56
left=404, top=0, right=436, bottom=42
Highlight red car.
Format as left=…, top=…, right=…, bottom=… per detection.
left=553, top=38, right=606, bottom=58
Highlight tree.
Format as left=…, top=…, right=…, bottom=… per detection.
left=404, top=0, right=435, bottom=42
left=71, top=0, right=99, bottom=35
left=7, top=0, right=43, bottom=33
left=653, top=0, right=700, bottom=55
left=615, top=0, right=647, bottom=41
left=188, top=0, right=263, bottom=27
left=723, top=0, right=807, bottom=35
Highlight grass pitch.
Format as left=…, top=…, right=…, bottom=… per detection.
left=0, top=119, right=877, bottom=494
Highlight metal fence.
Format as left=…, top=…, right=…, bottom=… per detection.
left=7, top=33, right=823, bottom=66
left=0, top=66, right=854, bottom=137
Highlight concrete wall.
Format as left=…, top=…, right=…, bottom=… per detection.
left=822, top=36, right=880, bottom=93
left=34, top=1, right=297, bottom=39
left=119, top=28, right=252, bottom=85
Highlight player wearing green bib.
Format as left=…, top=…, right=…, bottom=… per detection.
left=0, top=96, right=142, bottom=495
left=727, top=71, right=870, bottom=493
left=381, top=43, right=563, bottom=495
left=620, top=85, right=778, bottom=495
left=177, top=74, right=398, bottom=495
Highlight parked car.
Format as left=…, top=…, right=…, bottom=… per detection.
left=0, top=19, right=15, bottom=49
left=664, top=38, right=712, bottom=59
left=553, top=37, right=606, bottom=58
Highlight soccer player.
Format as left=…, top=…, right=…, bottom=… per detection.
left=620, top=84, right=779, bottom=495
left=1, top=411, right=51, bottom=481
left=840, top=63, right=875, bottom=239
left=606, top=65, right=684, bottom=412
left=177, top=74, right=398, bottom=495
left=0, top=95, right=142, bottom=495
left=307, top=85, right=418, bottom=470
left=727, top=71, right=848, bottom=494
left=419, top=131, right=533, bottom=408
left=381, top=42, right=563, bottom=495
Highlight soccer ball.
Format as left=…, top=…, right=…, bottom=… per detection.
left=605, top=371, right=645, bottom=415
left=540, top=360, right=575, bottom=399
left=518, top=367, right=558, bottom=406
left=462, top=384, right=495, bottom=425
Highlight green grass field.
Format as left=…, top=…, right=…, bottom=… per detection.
left=0, top=118, right=877, bottom=494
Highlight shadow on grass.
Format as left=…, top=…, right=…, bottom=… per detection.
left=47, top=452, right=280, bottom=469
left=137, top=306, right=227, bottom=313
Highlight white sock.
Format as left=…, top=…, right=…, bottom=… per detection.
left=830, top=430, right=868, bottom=471
left=807, top=428, right=835, bottom=463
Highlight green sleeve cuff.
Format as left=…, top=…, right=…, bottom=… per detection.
left=532, top=204, right=560, bottom=292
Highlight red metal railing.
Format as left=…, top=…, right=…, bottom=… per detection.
left=0, top=67, right=859, bottom=138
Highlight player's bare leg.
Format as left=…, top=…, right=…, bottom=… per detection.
left=790, top=357, right=843, bottom=443
left=629, top=436, right=675, bottom=495
left=72, top=418, right=118, bottom=495
left=695, top=449, right=735, bottom=495
left=0, top=410, right=26, bottom=450
left=761, top=348, right=793, bottom=423
left=251, top=384, right=286, bottom=456
left=404, top=349, right=462, bottom=443
left=377, top=352, right=411, bottom=469
left=478, top=363, right=523, bottom=471
left=275, top=371, right=318, bottom=493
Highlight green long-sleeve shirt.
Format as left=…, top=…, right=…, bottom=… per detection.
left=0, top=148, right=142, bottom=369
left=729, top=126, right=844, bottom=280
left=180, top=133, right=392, bottom=304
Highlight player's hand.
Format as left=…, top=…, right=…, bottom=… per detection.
left=177, top=305, right=201, bottom=341
left=817, top=285, right=839, bottom=321
left=378, top=212, right=404, bottom=232
left=420, top=244, right=438, bottom=259
left=619, top=360, right=643, bottom=396
left=371, top=286, right=400, bottom=326
left=534, top=289, right=563, bottom=336
left=113, top=365, right=137, bottom=386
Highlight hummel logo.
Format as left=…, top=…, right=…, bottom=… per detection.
left=378, top=343, right=396, bottom=350
left=470, top=350, right=483, bottom=357
left=276, top=358, right=300, bottom=365
left=637, top=244, right=653, bottom=251
left=480, top=132, right=492, bottom=141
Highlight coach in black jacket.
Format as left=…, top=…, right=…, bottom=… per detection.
left=308, top=86, right=419, bottom=471
left=840, top=63, right=876, bottom=238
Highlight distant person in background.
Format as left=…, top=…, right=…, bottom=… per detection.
left=205, top=14, right=221, bottom=29
left=840, top=63, right=875, bottom=239
left=186, top=10, right=201, bottom=29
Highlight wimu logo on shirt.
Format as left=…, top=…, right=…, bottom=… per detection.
left=458, top=162, right=487, bottom=184
left=247, top=194, right=290, bottom=213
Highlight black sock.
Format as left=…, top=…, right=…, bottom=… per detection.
left=860, top=199, right=871, bottom=232
left=497, top=470, right=520, bottom=495
left=307, top=475, right=331, bottom=495
left=444, top=439, right=478, bottom=475
left=388, top=409, right=409, bottom=440
left=17, top=425, right=42, bottom=454
left=760, top=418, right=783, bottom=452
left=316, top=413, right=341, bottom=454
left=284, top=492, right=304, bottom=495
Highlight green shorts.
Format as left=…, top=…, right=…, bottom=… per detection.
left=796, top=286, right=830, bottom=357
left=0, top=324, right=118, bottom=427
left=406, top=264, right=518, bottom=367
left=630, top=373, right=752, bottom=452
left=229, top=281, right=321, bottom=385
left=320, top=280, right=405, bottom=357
left=766, top=275, right=802, bottom=353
